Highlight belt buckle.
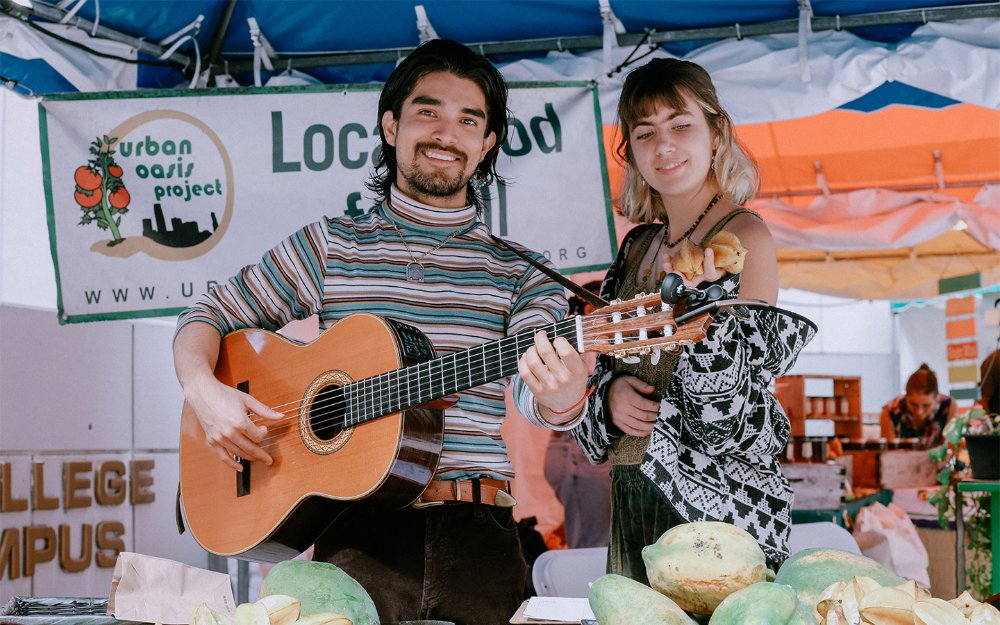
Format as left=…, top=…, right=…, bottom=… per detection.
left=493, top=489, right=517, bottom=507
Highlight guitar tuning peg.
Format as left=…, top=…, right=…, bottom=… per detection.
left=650, top=349, right=661, bottom=366
left=622, top=355, right=640, bottom=364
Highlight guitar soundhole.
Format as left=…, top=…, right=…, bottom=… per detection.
left=310, top=385, right=347, bottom=442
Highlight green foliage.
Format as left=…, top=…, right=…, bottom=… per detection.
left=926, top=408, right=999, bottom=600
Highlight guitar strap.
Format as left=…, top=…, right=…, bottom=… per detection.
left=490, top=235, right=609, bottom=309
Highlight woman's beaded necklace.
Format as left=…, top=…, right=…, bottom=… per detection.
left=641, top=193, right=722, bottom=287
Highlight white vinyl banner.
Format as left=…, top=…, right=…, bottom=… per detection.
left=39, top=83, right=615, bottom=323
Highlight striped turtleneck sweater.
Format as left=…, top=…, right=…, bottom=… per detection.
left=176, top=186, right=569, bottom=480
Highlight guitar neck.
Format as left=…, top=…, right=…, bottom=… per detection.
left=343, top=318, right=579, bottom=425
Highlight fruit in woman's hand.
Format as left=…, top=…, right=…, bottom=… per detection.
left=707, top=231, right=748, bottom=274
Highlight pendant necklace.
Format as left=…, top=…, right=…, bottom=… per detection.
left=385, top=203, right=468, bottom=282
left=642, top=193, right=722, bottom=287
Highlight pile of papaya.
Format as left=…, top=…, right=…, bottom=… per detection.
left=185, top=521, right=999, bottom=625
left=588, top=521, right=1000, bottom=625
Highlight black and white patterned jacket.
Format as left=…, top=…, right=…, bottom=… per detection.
left=573, top=262, right=817, bottom=565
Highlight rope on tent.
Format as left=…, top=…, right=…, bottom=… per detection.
left=814, top=161, right=831, bottom=197
left=604, top=29, right=656, bottom=78
left=0, top=74, right=37, bottom=98
left=599, top=0, right=626, bottom=77
left=56, top=0, right=96, bottom=36
left=933, top=151, right=946, bottom=190
left=798, top=0, right=813, bottom=82
left=248, top=17, right=276, bottom=88
left=19, top=19, right=179, bottom=67
left=158, top=14, right=203, bottom=89
left=414, top=5, right=439, bottom=44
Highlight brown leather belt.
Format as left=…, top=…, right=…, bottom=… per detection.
left=414, top=478, right=516, bottom=508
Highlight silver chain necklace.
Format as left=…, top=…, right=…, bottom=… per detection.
left=385, top=201, right=469, bottom=282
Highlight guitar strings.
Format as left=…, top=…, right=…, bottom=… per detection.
left=247, top=309, right=677, bottom=447
left=238, top=307, right=679, bottom=448
left=258, top=311, right=649, bottom=413
left=246, top=315, right=591, bottom=446
left=251, top=319, right=676, bottom=450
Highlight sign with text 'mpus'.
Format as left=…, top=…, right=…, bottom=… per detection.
left=39, top=83, right=614, bottom=323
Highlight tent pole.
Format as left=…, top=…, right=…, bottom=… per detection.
left=765, top=179, right=1000, bottom=201
left=205, top=0, right=237, bottom=72
left=203, top=2, right=1000, bottom=75
left=0, top=0, right=191, bottom=67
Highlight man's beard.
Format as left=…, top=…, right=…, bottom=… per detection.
left=398, top=144, right=470, bottom=199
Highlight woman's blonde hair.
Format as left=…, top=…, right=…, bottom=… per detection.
left=615, top=58, right=759, bottom=224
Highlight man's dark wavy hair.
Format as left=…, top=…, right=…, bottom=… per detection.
left=366, top=39, right=509, bottom=210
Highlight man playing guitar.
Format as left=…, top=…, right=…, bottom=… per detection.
left=173, top=39, right=590, bottom=625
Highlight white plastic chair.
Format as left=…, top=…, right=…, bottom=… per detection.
left=788, top=521, right=862, bottom=555
left=531, top=547, right=608, bottom=597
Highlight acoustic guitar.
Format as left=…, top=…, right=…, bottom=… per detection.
left=179, top=290, right=712, bottom=561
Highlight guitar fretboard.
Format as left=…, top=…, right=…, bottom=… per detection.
left=341, top=319, right=579, bottom=425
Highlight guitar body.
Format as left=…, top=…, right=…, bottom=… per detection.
left=179, top=313, right=444, bottom=561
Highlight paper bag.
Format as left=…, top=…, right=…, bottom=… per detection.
left=853, top=502, right=931, bottom=588
left=108, top=552, right=237, bottom=624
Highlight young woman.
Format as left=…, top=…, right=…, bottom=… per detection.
left=880, top=364, right=957, bottom=447
left=572, top=58, right=816, bottom=579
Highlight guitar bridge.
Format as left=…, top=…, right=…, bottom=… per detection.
left=236, top=380, right=252, bottom=497
left=236, top=457, right=251, bottom=496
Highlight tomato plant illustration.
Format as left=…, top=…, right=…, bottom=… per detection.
left=74, top=135, right=130, bottom=245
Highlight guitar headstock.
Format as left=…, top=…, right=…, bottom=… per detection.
left=578, top=291, right=711, bottom=360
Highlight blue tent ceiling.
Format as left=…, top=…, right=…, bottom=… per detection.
left=1, top=0, right=997, bottom=97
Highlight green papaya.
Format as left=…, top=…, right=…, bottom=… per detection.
left=259, top=560, right=379, bottom=625
left=708, top=581, right=814, bottom=625
left=642, top=522, right=769, bottom=616
left=774, top=548, right=906, bottom=615
left=588, top=574, right=698, bottom=625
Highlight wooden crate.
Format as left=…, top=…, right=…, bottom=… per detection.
left=783, top=462, right=847, bottom=510
left=879, top=449, right=939, bottom=489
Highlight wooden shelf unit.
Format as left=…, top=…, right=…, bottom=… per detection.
left=774, top=374, right=863, bottom=439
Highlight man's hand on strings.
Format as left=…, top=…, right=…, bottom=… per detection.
left=518, top=330, right=590, bottom=424
left=185, top=379, right=284, bottom=470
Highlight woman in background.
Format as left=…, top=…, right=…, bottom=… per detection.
left=880, top=364, right=957, bottom=447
